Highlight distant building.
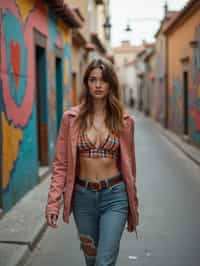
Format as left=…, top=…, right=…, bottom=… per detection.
left=143, top=45, right=156, bottom=116
left=113, top=40, right=142, bottom=106
left=134, top=42, right=154, bottom=111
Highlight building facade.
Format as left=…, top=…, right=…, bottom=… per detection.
left=135, top=43, right=153, bottom=111
left=0, top=0, right=112, bottom=213
left=67, top=0, right=111, bottom=103
left=143, top=46, right=156, bottom=116
left=164, top=0, right=200, bottom=147
left=154, top=6, right=179, bottom=126
left=0, top=0, right=81, bottom=211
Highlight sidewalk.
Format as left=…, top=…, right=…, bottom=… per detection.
left=0, top=108, right=200, bottom=266
left=152, top=118, right=200, bottom=166
left=0, top=172, right=52, bottom=266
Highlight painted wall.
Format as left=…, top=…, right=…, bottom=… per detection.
left=155, top=33, right=167, bottom=125
left=167, top=8, right=200, bottom=146
left=0, top=0, right=72, bottom=211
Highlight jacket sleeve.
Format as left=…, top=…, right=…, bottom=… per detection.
left=129, top=116, right=139, bottom=226
left=45, top=113, right=69, bottom=218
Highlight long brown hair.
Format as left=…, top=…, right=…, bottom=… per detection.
left=75, top=58, right=125, bottom=136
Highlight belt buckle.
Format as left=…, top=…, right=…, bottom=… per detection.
left=90, top=182, right=102, bottom=191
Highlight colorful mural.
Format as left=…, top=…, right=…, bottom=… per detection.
left=2, top=112, right=23, bottom=189
left=0, top=0, right=72, bottom=211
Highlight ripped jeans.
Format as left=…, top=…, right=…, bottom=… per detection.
left=72, top=173, right=128, bottom=266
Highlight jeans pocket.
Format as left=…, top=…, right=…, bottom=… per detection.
left=110, top=181, right=126, bottom=193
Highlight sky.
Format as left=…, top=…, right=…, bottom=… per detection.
left=110, top=0, right=189, bottom=47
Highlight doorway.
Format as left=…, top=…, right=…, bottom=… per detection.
left=35, top=45, right=48, bottom=166
left=55, top=57, right=63, bottom=134
left=183, top=71, right=189, bottom=135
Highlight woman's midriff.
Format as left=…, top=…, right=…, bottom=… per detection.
left=78, top=156, right=120, bottom=182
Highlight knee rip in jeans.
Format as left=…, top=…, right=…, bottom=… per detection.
left=79, top=234, right=97, bottom=257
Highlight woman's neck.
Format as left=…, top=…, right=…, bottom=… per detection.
left=93, top=100, right=106, bottom=116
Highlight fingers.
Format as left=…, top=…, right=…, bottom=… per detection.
left=46, top=214, right=58, bottom=228
left=127, top=224, right=134, bottom=232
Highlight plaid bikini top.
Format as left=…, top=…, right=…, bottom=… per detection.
left=77, top=130, right=120, bottom=160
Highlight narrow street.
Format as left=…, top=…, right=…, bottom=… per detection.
left=25, top=110, right=200, bottom=266
left=1, top=1, right=199, bottom=265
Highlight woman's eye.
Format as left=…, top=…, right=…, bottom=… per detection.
left=88, top=77, right=95, bottom=83
left=88, top=78, right=107, bottom=84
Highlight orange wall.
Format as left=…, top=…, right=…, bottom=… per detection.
left=168, top=9, right=200, bottom=93
left=167, top=7, right=200, bottom=146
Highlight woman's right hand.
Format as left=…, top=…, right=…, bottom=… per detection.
left=46, top=214, right=58, bottom=228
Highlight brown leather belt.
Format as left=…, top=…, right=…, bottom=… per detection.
left=76, top=173, right=123, bottom=191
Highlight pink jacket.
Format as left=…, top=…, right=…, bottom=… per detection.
left=45, top=105, right=139, bottom=237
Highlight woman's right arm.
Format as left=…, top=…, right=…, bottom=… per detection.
left=45, top=113, right=69, bottom=222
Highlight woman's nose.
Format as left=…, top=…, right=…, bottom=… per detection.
left=96, top=80, right=101, bottom=87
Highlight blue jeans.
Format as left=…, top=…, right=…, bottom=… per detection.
left=72, top=173, right=128, bottom=266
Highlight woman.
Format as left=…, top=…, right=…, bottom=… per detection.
left=45, top=58, right=139, bottom=266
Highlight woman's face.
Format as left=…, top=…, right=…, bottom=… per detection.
left=87, top=68, right=109, bottom=100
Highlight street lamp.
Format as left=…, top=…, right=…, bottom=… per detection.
left=103, top=16, right=112, bottom=41
left=124, top=17, right=160, bottom=32
left=125, top=23, right=132, bottom=32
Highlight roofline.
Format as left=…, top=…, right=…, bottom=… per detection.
left=47, top=0, right=83, bottom=28
left=163, top=0, right=200, bottom=34
left=91, top=32, right=106, bottom=54
left=144, top=50, right=155, bottom=61
left=154, top=11, right=178, bottom=38
left=72, top=29, right=87, bottom=47
left=74, top=7, right=85, bottom=22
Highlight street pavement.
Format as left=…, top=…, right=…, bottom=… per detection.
left=1, top=108, right=200, bottom=266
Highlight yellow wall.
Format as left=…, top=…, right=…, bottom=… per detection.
left=65, top=0, right=89, bottom=41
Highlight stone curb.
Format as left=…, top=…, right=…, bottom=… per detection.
left=5, top=245, right=30, bottom=266
left=150, top=118, right=200, bottom=167
left=8, top=221, right=48, bottom=266
left=29, top=219, right=48, bottom=251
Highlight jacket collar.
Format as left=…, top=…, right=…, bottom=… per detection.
left=67, top=105, right=130, bottom=120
